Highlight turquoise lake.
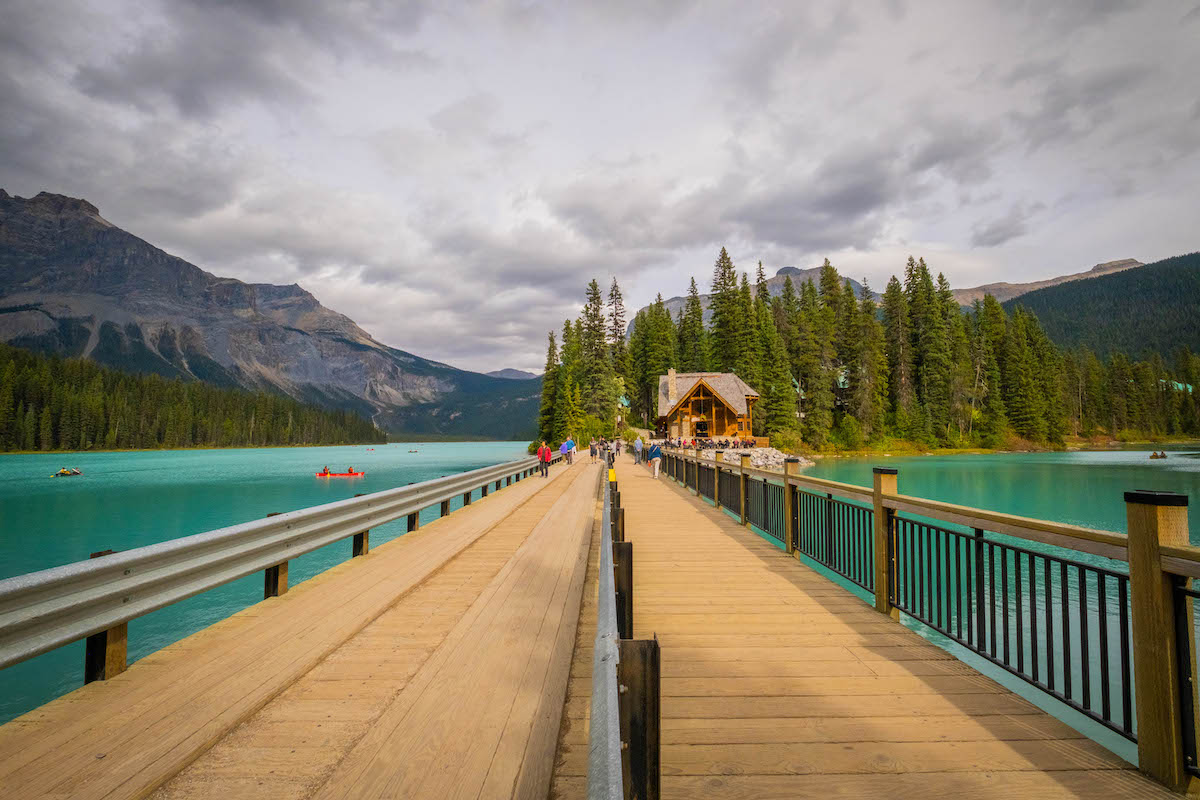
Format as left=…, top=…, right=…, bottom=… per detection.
left=801, top=447, right=1200, bottom=543
left=0, top=441, right=530, bottom=723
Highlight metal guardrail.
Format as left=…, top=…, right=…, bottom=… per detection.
left=0, top=454, right=553, bottom=672
left=587, top=475, right=623, bottom=800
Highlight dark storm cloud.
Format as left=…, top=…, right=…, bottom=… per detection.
left=74, top=0, right=435, bottom=118
left=970, top=201, right=1043, bottom=248
left=1010, top=62, right=1156, bottom=151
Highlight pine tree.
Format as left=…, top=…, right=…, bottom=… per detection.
left=762, top=325, right=796, bottom=434
left=708, top=247, right=740, bottom=372
left=735, top=272, right=761, bottom=390
left=678, top=277, right=707, bottom=371
left=536, top=331, right=558, bottom=444
left=607, top=278, right=632, bottom=391
left=852, top=281, right=889, bottom=439
left=882, top=275, right=914, bottom=434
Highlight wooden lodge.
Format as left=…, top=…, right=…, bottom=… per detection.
left=657, top=368, right=759, bottom=439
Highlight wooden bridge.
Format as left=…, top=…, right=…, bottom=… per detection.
left=0, top=448, right=1196, bottom=798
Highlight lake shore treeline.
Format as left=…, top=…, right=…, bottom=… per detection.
left=617, top=250, right=1200, bottom=450
left=0, top=343, right=386, bottom=451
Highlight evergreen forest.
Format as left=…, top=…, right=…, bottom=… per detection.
left=0, top=343, right=387, bottom=452
left=537, top=250, right=1200, bottom=451
left=1002, top=252, right=1200, bottom=359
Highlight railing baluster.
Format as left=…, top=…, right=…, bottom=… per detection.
left=1119, top=577, right=1132, bottom=735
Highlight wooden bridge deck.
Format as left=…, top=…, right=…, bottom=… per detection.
left=551, top=456, right=1172, bottom=799
left=0, top=458, right=599, bottom=800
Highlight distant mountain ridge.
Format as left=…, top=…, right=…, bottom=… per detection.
left=0, top=190, right=539, bottom=439
left=629, top=266, right=866, bottom=335
left=486, top=368, right=539, bottom=380
left=1002, top=252, right=1200, bottom=358
left=954, top=259, right=1143, bottom=306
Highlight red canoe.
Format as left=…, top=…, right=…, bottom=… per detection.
left=315, top=471, right=365, bottom=477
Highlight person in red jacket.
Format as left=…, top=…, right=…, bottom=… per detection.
left=537, top=441, right=552, bottom=478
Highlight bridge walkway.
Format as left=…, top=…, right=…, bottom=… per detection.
left=0, top=458, right=598, bottom=800
left=550, top=455, right=1170, bottom=799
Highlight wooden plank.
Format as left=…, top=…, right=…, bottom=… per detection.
left=0, top=460, right=586, bottom=800
left=309, top=463, right=599, bottom=799
left=544, top=456, right=1171, bottom=800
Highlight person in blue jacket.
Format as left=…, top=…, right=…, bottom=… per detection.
left=647, top=441, right=663, bottom=478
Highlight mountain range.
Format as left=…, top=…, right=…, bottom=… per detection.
left=0, top=191, right=540, bottom=439
left=1002, top=252, right=1200, bottom=359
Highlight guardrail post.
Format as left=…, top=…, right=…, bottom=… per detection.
left=440, top=499, right=451, bottom=517
left=463, top=490, right=472, bottom=507
left=83, top=549, right=127, bottom=684
left=407, top=512, right=420, bottom=533
left=618, top=638, right=661, bottom=800
left=614, top=541, right=633, bottom=639
left=481, top=483, right=489, bottom=497
left=506, top=475, right=512, bottom=486
left=263, top=512, right=289, bottom=598
left=352, top=494, right=370, bottom=557
left=1126, top=490, right=1192, bottom=792
left=872, top=468, right=898, bottom=618
left=784, top=459, right=800, bottom=555
left=738, top=453, right=750, bottom=525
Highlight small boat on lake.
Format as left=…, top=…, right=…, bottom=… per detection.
left=315, top=469, right=365, bottom=477
left=51, top=468, right=82, bottom=478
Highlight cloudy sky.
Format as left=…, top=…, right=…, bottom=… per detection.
left=2, top=1, right=1197, bottom=372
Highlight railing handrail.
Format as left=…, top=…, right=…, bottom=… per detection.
left=661, top=446, right=1200, bottom=571
left=0, top=454, right=552, bottom=671
left=587, top=474, right=623, bottom=800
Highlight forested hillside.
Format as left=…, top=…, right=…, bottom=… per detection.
left=1003, top=252, right=1200, bottom=358
left=601, top=249, right=1200, bottom=449
left=0, top=343, right=386, bottom=452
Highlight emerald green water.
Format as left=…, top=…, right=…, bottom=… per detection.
left=803, top=447, right=1200, bottom=542
left=0, top=441, right=529, bottom=723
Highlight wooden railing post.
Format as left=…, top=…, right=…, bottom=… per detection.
left=83, top=549, right=127, bottom=684
left=783, top=459, right=801, bottom=555
left=739, top=453, right=750, bottom=525
left=1126, top=490, right=1192, bottom=791
left=613, top=540, right=634, bottom=640
left=618, top=638, right=661, bottom=800
left=264, top=512, right=289, bottom=598
left=872, top=468, right=898, bottom=619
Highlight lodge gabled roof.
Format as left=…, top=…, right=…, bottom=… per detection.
left=657, top=372, right=759, bottom=418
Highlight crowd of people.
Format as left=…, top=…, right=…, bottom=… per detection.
left=660, top=437, right=757, bottom=450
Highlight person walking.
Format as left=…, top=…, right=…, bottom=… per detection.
left=648, top=440, right=663, bottom=478
left=564, top=436, right=575, bottom=465
left=537, top=441, right=552, bottom=477
left=634, top=436, right=643, bottom=465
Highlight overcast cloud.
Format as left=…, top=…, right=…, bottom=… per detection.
left=2, top=0, right=1197, bottom=372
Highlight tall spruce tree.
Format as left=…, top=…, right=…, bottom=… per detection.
left=607, top=278, right=632, bottom=392
left=581, top=279, right=614, bottom=418
left=852, top=280, right=889, bottom=439
left=678, top=277, right=707, bottom=371
left=536, top=331, right=559, bottom=444
left=708, top=247, right=740, bottom=372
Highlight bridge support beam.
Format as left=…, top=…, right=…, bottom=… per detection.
left=618, top=638, right=661, bottom=800
left=872, top=468, right=898, bottom=619
left=613, top=540, right=633, bottom=640
left=1127, top=490, right=1194, bottom=793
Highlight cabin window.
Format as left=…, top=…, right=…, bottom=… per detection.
left=737, top=421, right=744, bottom=431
